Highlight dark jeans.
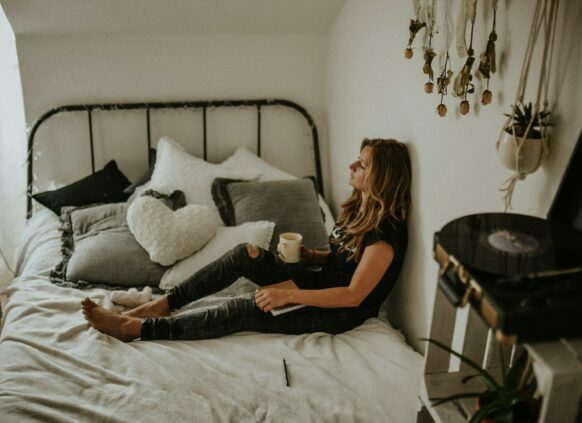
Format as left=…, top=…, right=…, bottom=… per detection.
left=140, top=244, right=371, bottom=340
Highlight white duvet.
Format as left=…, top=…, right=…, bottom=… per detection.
left=0, top=210, right=422, bottom=422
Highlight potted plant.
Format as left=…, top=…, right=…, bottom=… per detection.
left=497, top=102, right=552, bottom=174
left=423, top=338, right=540, bottom=423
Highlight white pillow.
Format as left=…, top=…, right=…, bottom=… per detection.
left=160, top=220, right=275, bottom=290
left=127, top=196, right=219, bottom=266
left=221, top=146, right=296, bottom=181
left=222, top=146, right=335, bottom=234
left=149, top=138, right=262, bottom=213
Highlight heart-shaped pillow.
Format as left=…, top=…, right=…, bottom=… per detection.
left=127, top=196, right=219, bottom=266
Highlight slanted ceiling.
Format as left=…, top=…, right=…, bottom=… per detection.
left=1, top=0, right=345, bottom=35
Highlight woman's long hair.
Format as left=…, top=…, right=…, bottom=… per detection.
left=333, top=139, right=412, bottom=262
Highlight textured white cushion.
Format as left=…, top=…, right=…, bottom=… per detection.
left=160, top=220, right=275, bottom=290
left=149, top=138, right=262, bottom=213
left=110, top=287, right=154, bottom=308
left=222, top=146, right=335, bottom=234
left=127, top=196, right=219, bottom=266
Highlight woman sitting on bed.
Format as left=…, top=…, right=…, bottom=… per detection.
left=82, top=138, right=412, bottom=342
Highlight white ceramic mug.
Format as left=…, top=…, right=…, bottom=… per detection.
left=277, top=232, right=303, bottom=263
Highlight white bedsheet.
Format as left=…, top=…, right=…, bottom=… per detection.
left=0, top=210, right=422, bottom=422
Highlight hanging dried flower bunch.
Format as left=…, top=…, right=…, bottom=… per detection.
left=478, top=0, right=498, bottom=105
left=436, top=52, right=453, bottom=117
left=405, top=0, right=426, bottom=59
left=433, top=0, right=453, bottom=116
left=400, top=0, right=502, bottom=118
left=423, top=49, right=436, bottom=93
left=422, top=0, right=437, bottom=93
left=453, top=0, right=478, bottom=115
left=454, top=54, right=475, bottom=114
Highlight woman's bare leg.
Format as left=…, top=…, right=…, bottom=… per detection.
left=123, top=296, right=170, bottom=318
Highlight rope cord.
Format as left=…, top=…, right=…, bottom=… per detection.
left=413, top=0, right=421, bottom=19
left=484, top=2, right=498, bottom=88
left=425, top=0, right=437, bottom=49
left=439, top=0, right=452, bottom=62
left=456, top=0, right=468, bottom=57
left=443, top=0, right=450, bottom=47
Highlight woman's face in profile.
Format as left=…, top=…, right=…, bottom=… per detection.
left=348, top=146, right=371, bottom=191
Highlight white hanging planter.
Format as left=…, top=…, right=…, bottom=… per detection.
left=497, top=128, right=544, bottom=174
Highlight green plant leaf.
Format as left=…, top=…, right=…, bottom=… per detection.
left=514, top=106, right=525, bottom=121
left=506, top=101, right=553, bottom=130
left=430, top=392, right=485, bottom=407
left=420, top=338, right=501, bottom=391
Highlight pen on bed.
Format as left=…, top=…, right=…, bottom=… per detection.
left=283, top=358, right=290, bottom=387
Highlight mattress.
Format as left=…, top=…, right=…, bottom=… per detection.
left=0, top=210, right=422, bottom=422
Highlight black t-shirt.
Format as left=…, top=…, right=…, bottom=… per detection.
left=327, top=218, right=408, bottom=313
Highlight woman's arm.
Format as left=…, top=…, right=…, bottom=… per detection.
left=255, top=241, right=394, bottom=312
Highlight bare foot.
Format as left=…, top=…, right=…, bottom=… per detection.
left=123, top=295, right=171, bottom=318
left=82, top=298, right=142, bottom=342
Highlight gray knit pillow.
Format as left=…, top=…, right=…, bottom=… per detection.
left=211, top=178, right=329, bottom=251
left=50, top=203, right=166, bottom=290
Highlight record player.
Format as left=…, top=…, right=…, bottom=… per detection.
left=434, top=130, right=582, bottom=343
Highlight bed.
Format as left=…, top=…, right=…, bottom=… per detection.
left=0, top=99, right=422, bottom=422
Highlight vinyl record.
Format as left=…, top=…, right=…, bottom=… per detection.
left=437, top=213, right=582, bottom=277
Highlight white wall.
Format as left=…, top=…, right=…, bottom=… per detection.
left=15, top=32, right=329, bottom=202
left=326, top=0, right=582, bottom=351
left=0, top=5, right=26, bottom=290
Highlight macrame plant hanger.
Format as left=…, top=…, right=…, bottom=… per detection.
left=498, top=0, right=559, bottom=211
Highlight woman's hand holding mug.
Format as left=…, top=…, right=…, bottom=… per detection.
left=277, top=233, right=303, bottom=263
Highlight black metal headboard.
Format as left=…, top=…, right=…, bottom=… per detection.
left=26, top=99, right=323, bottom=218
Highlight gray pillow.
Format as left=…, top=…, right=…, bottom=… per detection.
left=51, top=202, right=166, bottom=289
left=211, top=178, right=329, bottom=251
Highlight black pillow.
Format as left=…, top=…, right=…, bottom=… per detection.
left=123, top=148, right=157, bottom=195
left=211, top=178, right=329, bottom=251
left=33, top=160, right=131, bottom=215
